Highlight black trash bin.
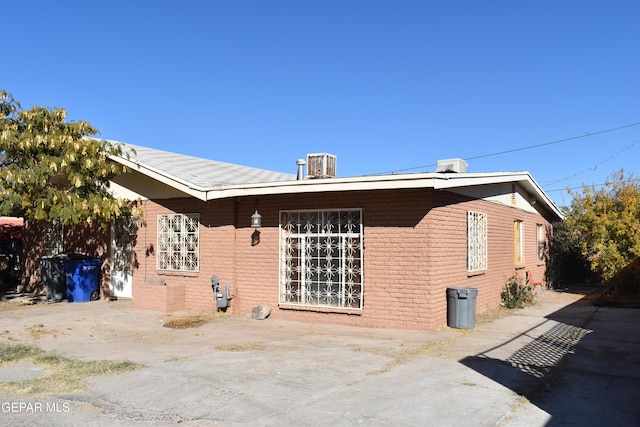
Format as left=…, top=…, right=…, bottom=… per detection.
left=64, top=258, right=103, bottom=302
left=39, top=254, right=69, bottom=302
left=447, top=287, right=478, bottom=329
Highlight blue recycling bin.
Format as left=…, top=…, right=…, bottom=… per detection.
left=64, top=259, right=103, bottom=302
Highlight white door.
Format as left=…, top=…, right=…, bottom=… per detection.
left=110, top=217, right=136, bottom=298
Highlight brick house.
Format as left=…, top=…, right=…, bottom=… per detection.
left=96, top=144, right=562, bottom=330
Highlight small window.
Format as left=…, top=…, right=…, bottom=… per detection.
left=279, top=209, right=363, bottom=310
left=536, top=224, right=545, bottom=262
left=157, top=213, right=200, bottom=272
left=44, top=220, right=63, bottom=256
left=467, top=211, right=488, bottom=272
left=514, top=220, right=523, bottom=265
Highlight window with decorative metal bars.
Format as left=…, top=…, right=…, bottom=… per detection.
left=536, top=224, right=545, bottom=261
left=157, top=214, right=199, bottom=272
left=44, top=220, right=63, bottom=256
left=279, top=209, right=363, bottom=310
left=467, top=211, right=488, bottom=272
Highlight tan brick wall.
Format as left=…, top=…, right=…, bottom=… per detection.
left=22, top=221, right=111, bottom=298
left=126, top=188, right=553, bottom=329
left=133, top=281, right=185, bottom=311
left=425, top=192, right=553, bottom=328
left=129, top=198, right=235, bottom=312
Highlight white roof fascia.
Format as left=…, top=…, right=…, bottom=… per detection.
left=431, top=171, right=564, bottom=219
left=203, top=174, right=440, bottom=200
left=110, top=151, right=563, bottom=220
left=202, top=171, right=563, bottom=220
left=110, top=150, right=441, bottom=199
left=201, top=172, right=523, bottom=198
left=113, top=154, right=212, bottom=201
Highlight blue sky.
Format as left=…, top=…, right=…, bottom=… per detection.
left=4, top=1, right=639, bottom=208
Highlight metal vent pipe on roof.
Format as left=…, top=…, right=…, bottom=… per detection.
left=296, top=159, right=306, bottom=180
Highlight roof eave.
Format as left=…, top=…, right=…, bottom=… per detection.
left=431, top=171, right=564, bottom=220
left=111, top=153, right=210, bottom=201
left=203, top=174, right=441, bottom=200
left=110, top=152, right=564, bottom=221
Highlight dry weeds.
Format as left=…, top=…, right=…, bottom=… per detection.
left=215, top=343, right=265, bottom=352
left=0, top=343, right=141, bottom=396
left=162, top=311, right=223, bottom=329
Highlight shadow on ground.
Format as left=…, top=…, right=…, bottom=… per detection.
left=460, top=283, right=640, bottom=426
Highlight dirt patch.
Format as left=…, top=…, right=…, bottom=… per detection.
left=162, top=311, right=222, bottom=329
left=216, top=343, right=265, bottom=352
left=0, top=295, right=48, bottom=311
left=0, top=343, right=141, bottom=396
left=27, top=324, right=51, bottom=340
left=367, top=337, right=462, bottom=375
left=477, top=305, right=513, bottom=324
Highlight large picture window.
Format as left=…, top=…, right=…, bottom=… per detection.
left=467, top=211, right=488, bottom=272
left=157, top=214, right=200, bottom=272
left=279, top=209, right=363, bottom=310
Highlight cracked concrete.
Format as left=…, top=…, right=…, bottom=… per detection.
left=0, top=284, right=638, bottom=426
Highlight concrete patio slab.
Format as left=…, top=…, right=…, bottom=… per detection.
left=0, top=284, right=638, bottom=426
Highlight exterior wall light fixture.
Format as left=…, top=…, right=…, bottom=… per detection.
left=251, top=210, right=262, bottom=228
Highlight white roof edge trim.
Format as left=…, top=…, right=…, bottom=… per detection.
left=203, top=177, right=440, bottom=199
left=432, top=172, right=563, bottom=220
left=110, top=150, right=563, bottom=220
left=110, top=153, right=210, bottom=201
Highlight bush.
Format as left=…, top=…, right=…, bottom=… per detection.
left=501, top=273, right=535, bottom=309
left=609, top=258, right=640, bottom=295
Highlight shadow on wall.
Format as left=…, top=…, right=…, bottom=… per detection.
left=459, top=283, right=640, bottom=425
left=21, top=221, right=111, bottom=295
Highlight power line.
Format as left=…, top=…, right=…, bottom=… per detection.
left=464, top=121, right=640, bottom=161
left=546, top=177, right=640, bottom=193
left=544, top=139, right=640, bottom=186
left=374, top=120, right=640, bottom=175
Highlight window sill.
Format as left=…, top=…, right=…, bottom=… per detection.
left=467, top=271, right=486, bottom=278
left=278, top=304, right=363, bottom=315
left=157, top=271, right=200, bottom=277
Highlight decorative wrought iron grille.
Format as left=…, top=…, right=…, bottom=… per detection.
left=467, top=211, right=488, bottom=272
left=536, top=224, right=545, bottom=261
left=279, top=209, right=363, bottom=310
left=157, top=213, right=199, bottom=272
left=44, top=220, right=63, bottom=256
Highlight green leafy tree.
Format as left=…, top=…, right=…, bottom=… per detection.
left=551, top=214, right=596, bottom=285
left=0, top=90, right=132, bottom=225
left=564, top=169, right=640, bottom=284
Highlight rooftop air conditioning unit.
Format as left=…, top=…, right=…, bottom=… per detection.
left=307, top=153, right=336, bottom=178
left=436, top=158, right=468, bottom=173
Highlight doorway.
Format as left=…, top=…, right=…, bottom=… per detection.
left=110, top=217, right=136, bottom=298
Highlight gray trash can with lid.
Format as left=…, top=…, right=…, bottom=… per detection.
left=447, top=286, right=478, bottom=329
left=39, top=254, right=69, bottom=302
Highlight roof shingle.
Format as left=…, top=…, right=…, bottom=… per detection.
left=118, top=143, right=296, bottom=188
